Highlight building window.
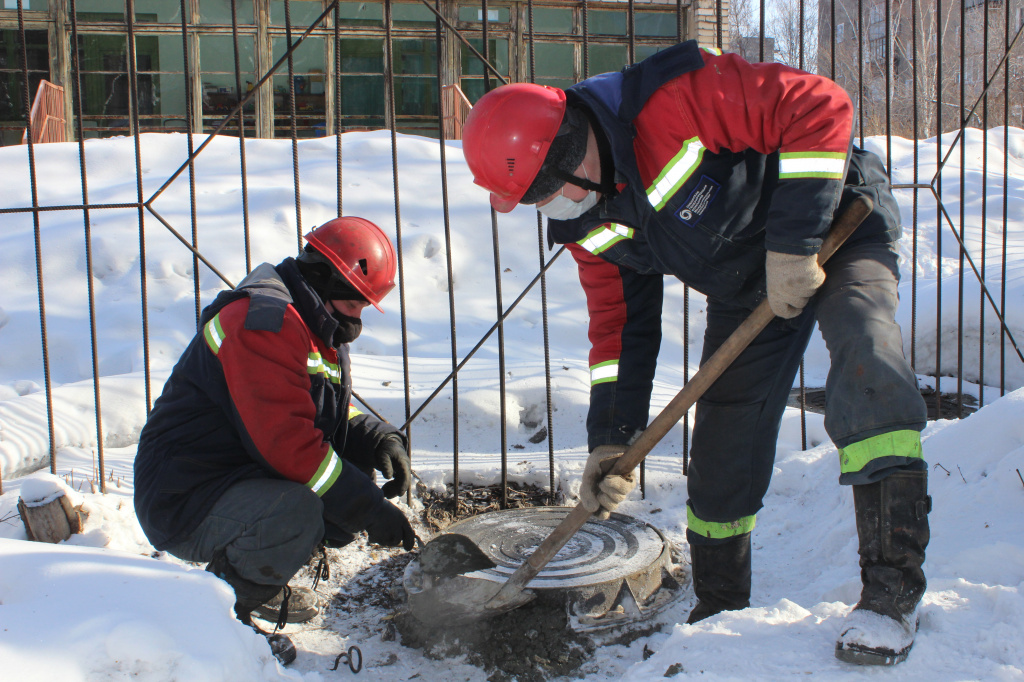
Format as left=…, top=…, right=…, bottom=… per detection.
left=867, top=3, right=885, bottom=64
left=271, top=35, right=325, bottom=137
left=200, top=34, right=256, bottom=136
left=835, top=22, right=844, bottom=43
left=0, top=28, right=48, bottom=145
left=2, top=0, right=49, bottom=12
left=459, top=37, right=508, bottom=102
left=338, top=37, right=384, bottom=131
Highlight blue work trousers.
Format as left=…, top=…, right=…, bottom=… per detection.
left=685, top=240, right=927, bottom=542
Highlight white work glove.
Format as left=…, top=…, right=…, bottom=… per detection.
left=765, top=251, right=826, bottom=319
left=580, top=445, right=636, bottom=520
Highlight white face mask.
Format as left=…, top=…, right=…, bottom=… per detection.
left=536, top=163, right=599, bottom=220
left=537, top=190, right=598, bottom=220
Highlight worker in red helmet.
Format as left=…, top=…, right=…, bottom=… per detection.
left=133, top=216, right=412, bottom=666
left=463, top=42, right=930, bottom=666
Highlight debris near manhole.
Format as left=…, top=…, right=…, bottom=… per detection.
left=417, top=481, right=562, bottom=534
left=393, top=593, right=595, bottom=682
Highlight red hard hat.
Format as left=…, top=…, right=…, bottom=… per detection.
left=303, top=217, right=396, bottom=313
left=462, top=83, right=567, bottom=213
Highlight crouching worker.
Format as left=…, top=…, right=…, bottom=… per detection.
left=134, top=217, right=415, bottom=665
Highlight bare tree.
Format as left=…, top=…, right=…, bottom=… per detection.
left=767, top=0, right=820, bottom=69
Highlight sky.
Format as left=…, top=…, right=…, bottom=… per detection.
left=0, top=127, right=1022, bottom=682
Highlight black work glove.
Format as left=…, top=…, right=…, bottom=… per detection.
left=375, top=434, right=412, bottom=499
left=365, top=499, right=415, bottom=551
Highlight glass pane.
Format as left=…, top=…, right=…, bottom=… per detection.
left=135, top=35, right=185, bottom=73
left=273, top=73, right=325, bottom=137
left=535, top=77, right=572, bottom=90
left=391, top=2, right=434, bottom=26
left=529, top=7, right=571, bottom=33
left=199, top=0, right=255, bottom=25
left=75, top=0, right=124, bottom=22
left=459, top=77, right=487, bottom=103
left=134, top=0, right=182, bottom=23
left=202, top=73, right=256, bottom=114
left=532, top=43, right=573, bottom=79
left=270, top=0, right=325, bottom=28
left=339, top=37, right=382, bottom=73
left=394, top=39, right=436, bottom=75
left=588, top=44, right=627, bottom=74
left=200, top=34, right=256, bottom=73
left=461, top=38, right=508, bottom=76
left=2, top=0, right=50, bottom=12
left=79, top=72, right=125, bottom=115
left=394, top=76, right=437, bottom=116
left=635, top=11, right=676, bottom=37
left=76, top=33, right=128, bottom=73
left=337, top=1, right=381, bottom=27
left=271, top=35, right=324, bottom=73
left=635, top=44, right=668, bottom=61
left=0, top=28, right=48, bottom=73
left=339, top=74, right=383, bottom=116
left=589, top=10, right=625, bottom=35
left=457, top=6, right=510, bottom=23
left=137, top=73, right=186, bottom=117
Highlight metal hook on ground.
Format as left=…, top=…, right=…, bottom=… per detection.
left=329, top=645, right=362, bottom=674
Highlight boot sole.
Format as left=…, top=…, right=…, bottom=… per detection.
left=835, top=641, right=911, bottom=666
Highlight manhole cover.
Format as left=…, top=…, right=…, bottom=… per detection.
left=446, top=507, right=666, bottom=589
left=406, top=506, right=686, bottom=632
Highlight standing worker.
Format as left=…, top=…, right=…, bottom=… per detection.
left=461, top=41, right=930, bottom=666
left=134, top=217, right=415, bottom=665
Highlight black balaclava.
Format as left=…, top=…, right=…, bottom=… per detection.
left=520, top=105, right=615, bottom=205
left=295, top=246, right=366, bottom=345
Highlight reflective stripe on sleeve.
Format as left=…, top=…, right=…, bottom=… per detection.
left=577, top=223, right=635, bottom=255
left=838, top=430, right=924, bottom=474
left=307, top=352, right=341, bottom=384
left=307, top=446, right=343, bottom=496
left=687, top=506, right=756, bottom=539
left=778, top=152, right=847, bottom=180
left=646, top=137, right=706, bottom=211
left=348, top=403, right=364, bottom=419
left=590, top=360, right=619, bottom=386
left=203, top=314, right=226, bottom=355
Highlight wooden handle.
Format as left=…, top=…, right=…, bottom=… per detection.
left=486, top=196, right=874, bottom=610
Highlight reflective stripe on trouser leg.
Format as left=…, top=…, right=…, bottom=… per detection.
left=814, top=241, right=927, bottom=483
left=686, top=297, right=817, bottom=539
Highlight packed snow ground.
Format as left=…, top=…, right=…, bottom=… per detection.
left=0, top=127, right=1022, bottom=681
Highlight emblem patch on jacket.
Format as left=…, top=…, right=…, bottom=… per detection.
left=676, top=176, right=721, bottom=226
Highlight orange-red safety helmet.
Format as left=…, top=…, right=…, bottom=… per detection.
left=462, top=83, right=567, bottom=213
left=303, top=217, right=396, bottom=313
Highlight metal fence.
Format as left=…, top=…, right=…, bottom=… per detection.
left=1, top=0, right=1022, bottom=509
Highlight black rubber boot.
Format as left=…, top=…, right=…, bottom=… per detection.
left=835, top=470, right=931, bottom=666
left=206, top=552, right=298, bottom=666
left=686, top=532, right=752, bottom=624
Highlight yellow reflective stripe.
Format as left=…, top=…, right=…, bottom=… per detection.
left=577, top=223, right=635, bottom=255
left=307, top=352, right=341, bottom=384
left=590, top=360, right=619, bottom=386
left=838, top=430, right=923, bottom=474
left=203, top=314, right=226, bottom=355
left=702, top=46, right=723, bottom=56
left=307, top=446, right=343, bottom=496
left=779, top=152, right=846, bottom=179
left=687, top=506, right=756, bottom=539
left=348, top=403, right=364, bottom=419
left=647, top=136, right=706, bottom=211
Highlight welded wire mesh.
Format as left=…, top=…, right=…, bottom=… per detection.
left=1, top=0, right=1021, bottom=509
